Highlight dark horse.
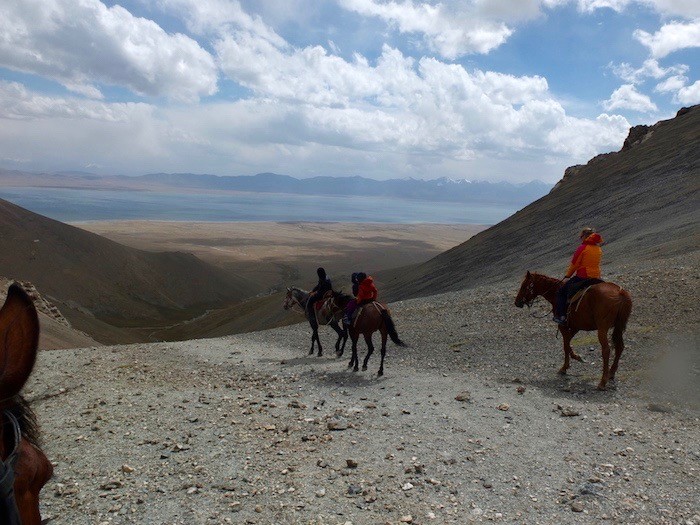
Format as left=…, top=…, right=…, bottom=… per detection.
left=283, top=287, right=348, bottom=357
left=0, top=284, right=53, bottom=524
left=515, top=271, right=633, bottom=390
left=331, top=292, right=406, bottom=376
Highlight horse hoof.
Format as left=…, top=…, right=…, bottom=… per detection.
left=353, top=367, right=359, bottom=372
left=362, top=365, right=367, bottom=371
left=558, top=368, right=567, bottom=375
left=571, top=354, right=584, bottom=363
left=308, top=350, right=314, bottom=355
left=336, top=351, right=344, bottom=358
left=318, top=353, right=323, bottom=357
left=597, top=383, right=607, bottom=391
left=377, top=370, right=383, bottom=377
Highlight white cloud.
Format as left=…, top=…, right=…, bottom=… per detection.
left=0, top=81, right=153, bottom=121
left=634, top=20, right=700, bottom=58
left=338, top=0, right=515, bottom=57
left=603, top=84, right=659, bottom=112
left=611, top=59, right=688, bottom=84
left=654, top=74, right=688, bottom=93
left=676, top=80, right=700, bottom=103
left=0, top=0, right=218, bottom=101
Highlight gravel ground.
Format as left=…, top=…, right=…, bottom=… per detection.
left=29, top=256, right=698, bottom=524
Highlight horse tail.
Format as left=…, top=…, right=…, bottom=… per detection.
left=612, top=288, right=632, bottom=348
left=381, top=309, right=406, bottom=347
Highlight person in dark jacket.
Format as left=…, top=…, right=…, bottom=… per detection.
left=307, top=267, right=333, bottom=314
left=343, top=272, right=361, bottom=325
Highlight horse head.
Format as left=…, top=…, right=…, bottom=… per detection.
left=0, top=283, right=52, bottom=525
left=514, top=271, right=536, bottom=308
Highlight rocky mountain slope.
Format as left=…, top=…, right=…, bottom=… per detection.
left=383, top=105, right=700, bottom=300
left=0, top=199, right=257, bottom=343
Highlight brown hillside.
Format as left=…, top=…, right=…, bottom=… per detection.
left=383, top=105, right=700, bottom=300
left=0, top=199, right=257, bottom=340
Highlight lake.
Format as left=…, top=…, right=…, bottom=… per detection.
left=0, top=187, right=517, bottom=224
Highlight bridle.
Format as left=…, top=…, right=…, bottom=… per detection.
left=0, top=410, right=22, bottom=525
left=283, top=288, right=308, bottom=315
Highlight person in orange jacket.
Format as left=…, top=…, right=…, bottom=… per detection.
left=344, top=272, right=378, bottom=324
left=554, top=228, right=603, bottom=324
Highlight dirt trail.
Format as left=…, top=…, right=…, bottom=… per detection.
left=29, top=257, right=699, bottom=524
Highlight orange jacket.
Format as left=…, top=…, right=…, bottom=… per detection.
left=356, top=276, right=378, bottom=302
left=566, top=233, right=603, bottom=278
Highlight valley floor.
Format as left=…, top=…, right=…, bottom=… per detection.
left=29, top=256, right=698, bottom=524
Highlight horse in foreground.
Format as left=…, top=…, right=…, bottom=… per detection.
left=283, top=287, right=348, bottom=357
left=331, top=292, right=406, bottom=376
left=0, top=284, right=53, bottom=524
left=515, top=271, right=633, bottom=390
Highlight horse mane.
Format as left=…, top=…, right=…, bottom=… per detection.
left=4, top=395, right=40, bottom=448
left=333, top=290, right=354, bottom=302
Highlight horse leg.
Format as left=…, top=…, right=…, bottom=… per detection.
left=597, top=327, right=611, bottom=390
left=378, top=327, right=388, bottom=377
left=568, top=329, right=583, bottom=362
left=558, top=329, right=573, bottom=375
left=331, top=321, right=345, bottom=357
left=349, top=334, right=359, bottom=370
left=361, top=333, right=374, bottom=371
left=609, top=326, right=625, bottom=381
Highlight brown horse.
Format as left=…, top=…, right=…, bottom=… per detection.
left=0, top=284, right=53, bottom=524
left=331, top=292, right=406, bottom=376
left=515, top=272, right=633, bottom=390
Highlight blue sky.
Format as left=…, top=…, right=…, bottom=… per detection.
left=0, top=0, right=698, bottom=183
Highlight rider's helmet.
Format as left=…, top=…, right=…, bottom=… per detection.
left=351, top=272, right=359, bottom=283
left=317, top=267, right=327, bottom=280
left=357, top=272, right=367, bottom=282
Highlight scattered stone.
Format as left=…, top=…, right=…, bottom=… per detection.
left=327, top=418, right=349, bottom=431
left=517, top=386, right=526, bottom=394
left=497, top=403, right=510, bottom=411
left=99, top=481, right=123, bottom=491
left=455, top=391, right=471, bottom=402
left=558, top=405, right=580, bottom=417
left=571, top=501, right=584, bottom=512
left=346, top=459, right=358, bottom=469
left=400, top=515, right=413, bottom=523
left=315, top=488, right=326, bottom=498
left=121, top=464, right=134, bottom=473
left=402, top=482, right=414, bottom=491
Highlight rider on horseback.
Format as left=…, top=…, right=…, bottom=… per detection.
left=342, top=272, right=361, bottom=326
left=554, top=227, right=603, bottom=324
left=307, top=267, right=333, bottom=314
left=343, top=272, right=379, bottom=324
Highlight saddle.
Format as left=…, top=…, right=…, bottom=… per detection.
left=567, top=278, right=605, bottom=309
left=352, top=301, right=385, bottom=326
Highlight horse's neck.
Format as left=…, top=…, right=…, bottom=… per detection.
left=535, top=275, right=560, bottom=305
left=294, top=289, right=310, bottom=305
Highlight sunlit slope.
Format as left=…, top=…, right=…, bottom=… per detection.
left=383, top=106, right=700, bottom=300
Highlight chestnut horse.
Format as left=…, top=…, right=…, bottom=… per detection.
left=515, top=272, right=632, bottom=390
left=331, top=292, right=406, bottom=376
left=0, top=284, right=53, bottom=524
left=283, top=287, right=348, bottom=357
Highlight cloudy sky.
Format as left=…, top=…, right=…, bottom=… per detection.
left=0, top=0, right=698, bottom=182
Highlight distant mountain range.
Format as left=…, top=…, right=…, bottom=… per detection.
left=0, top=169, right=551, bottom=206
left=139, top=172, right=551, bottom=205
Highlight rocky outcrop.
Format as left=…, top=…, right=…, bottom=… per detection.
left=621, top=124, right=652, bottom=151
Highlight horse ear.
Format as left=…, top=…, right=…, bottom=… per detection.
left=0, top=284, right=39, bottom=400
left=526, top=271, right=531, bottom=278
left=286, top=287, right=290, bottom=292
